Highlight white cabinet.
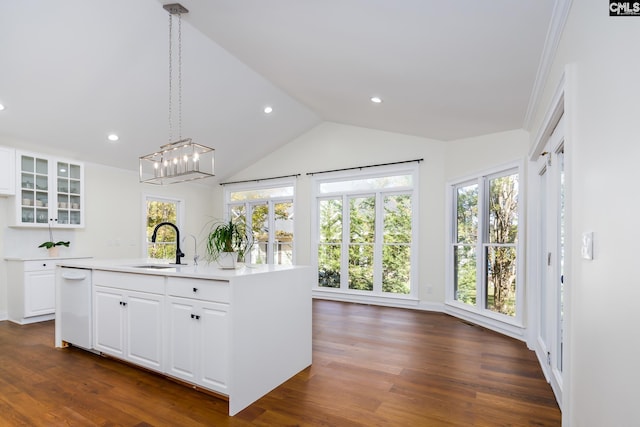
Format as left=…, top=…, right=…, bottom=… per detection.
left=7, top=260, right=58, bottom=324
left=55, top=262, right=313, bottom=416
left=166, top=277, right=229, bottom=394
left=16, top=151, right=84, bottom=228
left=166, top=296, right=229, bottom=394
left=92, top=272, right=165, bottom=373
left=93, top=286, right=125, bottom=357
left=0, top=146, right=15, bottom=195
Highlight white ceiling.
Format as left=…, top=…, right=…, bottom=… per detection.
left=0, top=0, right=556, bottom=182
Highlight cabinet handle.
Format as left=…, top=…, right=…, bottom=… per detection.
left=193, top=287, right=198, bottom=293
left=195, top=315, right=200, bottom=320
left=190, top=313, right=195, bottom=319
left=120, top=301, right=127, bottom=306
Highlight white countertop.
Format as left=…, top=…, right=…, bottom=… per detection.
left=55, top=258, right=309, bottom=281
left=5, top=256, right=92, bottom=262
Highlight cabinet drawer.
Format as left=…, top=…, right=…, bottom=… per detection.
left=24, top=260, right=56, bottom=272
left=93, top=270, right=165, bottom=294
left=167, top=277, right=229, bottom=303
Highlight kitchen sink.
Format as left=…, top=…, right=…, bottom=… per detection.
left=129, top=264, right=177, bottom=269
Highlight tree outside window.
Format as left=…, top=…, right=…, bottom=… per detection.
left=146, top=198, right=179, bottom=260
left=318, top=198, right=342, bottom=288
left=227, top=184, right=294, bottom=265
left=454, top=183, right=478, bottom=306
left=486, top=173, right=518, bottom=316
left=316, top=168, right=417, bottom=297
left=452, top=169, right=519, bottom=318
left=382, top=194, right=412, bottom=294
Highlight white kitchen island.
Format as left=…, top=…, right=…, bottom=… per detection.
left=54, top=258, right=313, bottom=416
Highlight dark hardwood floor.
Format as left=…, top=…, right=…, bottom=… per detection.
left=0, top=300, right=561, bottom=426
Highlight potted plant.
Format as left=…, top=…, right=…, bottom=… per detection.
left=205, top=219, right=252, bottom=268
left=39, top=222, right=70, bottom=257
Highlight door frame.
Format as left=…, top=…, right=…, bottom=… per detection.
left=526, top=68, right=573, bottom=415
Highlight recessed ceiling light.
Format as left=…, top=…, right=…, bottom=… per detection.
left=263, top=106, right=273, bottom=114
left=107, top=133, right=119, bottom=142
left=370, top=96, right=383, bottom=104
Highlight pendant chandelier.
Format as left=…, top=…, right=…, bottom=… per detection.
left=140, top=3, right=215, bottom=185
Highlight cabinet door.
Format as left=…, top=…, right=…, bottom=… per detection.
left=0, top=146, right=15, bottom=195
left=93, top=287, right=125, bottom=357
left=166, top=297, right=198, bottom=383
left=16, top=151, right=84, bottom=228
left=55, top=160, right=83, bottom=227
left=125, top=291, right=163, bottom=372
left=24, top=270, right=55, bottom=317
left=198, top=302, right=229, bottom=392
left=18, top=153, right=50, bottom=226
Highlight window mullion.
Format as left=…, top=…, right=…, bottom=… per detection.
left=477, top=177, right=487, bottom=312
left=373, top=191, right=383, bottom=293
left=267, top=200, right=275, bottom=264
left=341, top=194, right=349, bottom=290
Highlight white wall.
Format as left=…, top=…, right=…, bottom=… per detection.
left=445, top=129, right=529, bottom=181
left=0, top=197, right=9, bottom=319
left=529, top=1, right=640, bottom=425
left=0, top=139, right=219, bottom=319
left=77, top=162, right=219, bottom=260
left=227, top=122, right=528, bottom=307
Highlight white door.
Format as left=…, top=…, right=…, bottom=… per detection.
left=24, top=270, right=55, bottom=317
left=126, top=291, right=164, bottom=372
left=198, top=301, right=229, bottom=393
left=536, top=115, right=565, bottom=405
left=93, top=286, right=125, bottom=357
left=0, top=146, right=15, bottom=195
left=166, top=297, right=198, bottom=382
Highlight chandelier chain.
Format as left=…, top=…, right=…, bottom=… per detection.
left=178, top=12, right=183, bottom=141
left=168, top=12, right=173, bottom=143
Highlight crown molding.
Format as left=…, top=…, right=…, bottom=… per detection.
left=523, top=0, right=573, bottom=131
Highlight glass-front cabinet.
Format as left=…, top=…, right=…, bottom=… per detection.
left=17, top=152, right=84, bottom=228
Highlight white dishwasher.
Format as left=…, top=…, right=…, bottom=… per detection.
left=58, top=267, right=92, bottom=350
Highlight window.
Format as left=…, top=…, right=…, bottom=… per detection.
left=314, top=165, right=418, bottom=298
left=225, top=182, right=295, bottom=265
left=144, top=196, right=182, bottom=260
left=450, top=166, right=521, bottom=320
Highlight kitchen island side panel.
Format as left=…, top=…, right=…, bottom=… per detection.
left=228, top=266, right=313, bottom=416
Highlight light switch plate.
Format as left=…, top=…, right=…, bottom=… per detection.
left=581, top=232, right=593, bottom=260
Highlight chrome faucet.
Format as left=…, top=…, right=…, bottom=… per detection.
left=183, top=233, right=199, bottom=266
left=151, top=222, right=185, bottom=265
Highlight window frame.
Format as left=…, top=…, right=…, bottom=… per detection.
left=141, top=194, right=184, bottom=259
left=446, top=162, right=524, bottom=329
left=223, top=178, right=296, bottom=265
left=311, top=163, right=419, bottom=300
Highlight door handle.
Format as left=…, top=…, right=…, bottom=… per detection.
left=62, top=273, right=87, bottom=280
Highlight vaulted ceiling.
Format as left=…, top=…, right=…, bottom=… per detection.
left=0, top=0, right=556, bottom=181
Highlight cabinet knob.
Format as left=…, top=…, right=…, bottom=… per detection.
left=193, top=287, right=198, bottom=293
left=42, top=263, right=47, bottom=267
left=195, top=315, right=200, bottom=320
left=190, top=313, right=195, bottom=319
